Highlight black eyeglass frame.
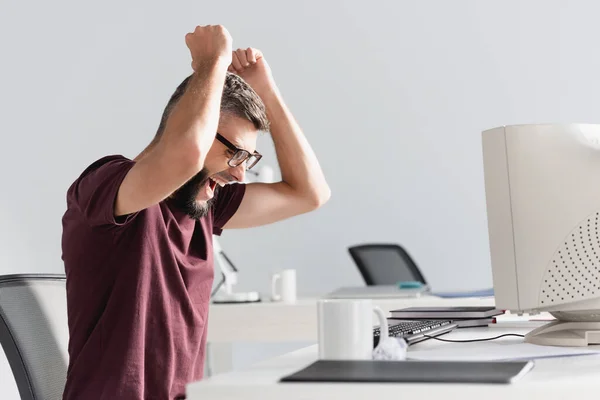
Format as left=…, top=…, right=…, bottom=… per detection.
left=215, top=133, right=262, bottom=170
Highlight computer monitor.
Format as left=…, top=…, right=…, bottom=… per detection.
left=482, top=123, right=600, bottom=347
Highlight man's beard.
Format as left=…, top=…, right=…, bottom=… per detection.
left=171, top=168, right=215, bottom=219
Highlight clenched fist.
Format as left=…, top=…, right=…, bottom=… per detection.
left=228, top=47, right=276, bottom=97
left=185, top=25, right=232, bottom=72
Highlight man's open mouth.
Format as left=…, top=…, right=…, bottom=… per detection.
left=208, top=178, right=218, bottom=190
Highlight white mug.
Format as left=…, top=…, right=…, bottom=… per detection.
left=271, top=269, right=297, bottom=303
left=317, top=298, right=388, bottom=360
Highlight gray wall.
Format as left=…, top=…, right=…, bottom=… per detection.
left=3, top=0, right=600, bottom=397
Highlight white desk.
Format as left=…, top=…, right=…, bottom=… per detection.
left=193, top=322, right=600, bottom=400
left=205, top=295, right=495, bottom=374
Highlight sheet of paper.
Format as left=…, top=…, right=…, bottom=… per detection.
left=407, top=342, right=600, bottom=362
left=495, top=312, right=555, bottom=323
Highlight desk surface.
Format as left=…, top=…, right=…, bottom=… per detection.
left=192, top=322, right=600, bottom=400
left=207, top=295, right=496, bottom=342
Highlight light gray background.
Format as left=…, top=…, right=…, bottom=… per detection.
left=2, top=0, right=600, bottom=397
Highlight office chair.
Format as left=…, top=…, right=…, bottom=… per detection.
left=0, top=274, right=69, bottom=400
left=348, top=243, right=427, bottom=286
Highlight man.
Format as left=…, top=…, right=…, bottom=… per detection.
left=61, top=25, right=330, bottom=400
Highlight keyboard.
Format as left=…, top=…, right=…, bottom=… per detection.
left=373, top=319, right=457, bottom=347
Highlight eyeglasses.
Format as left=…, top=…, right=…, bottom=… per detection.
left=215, top=133, right=262, bottom=170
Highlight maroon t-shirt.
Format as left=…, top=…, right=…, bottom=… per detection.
left=61, top=155, right=245, bottom=400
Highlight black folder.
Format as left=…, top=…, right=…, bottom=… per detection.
left=280, top=359, right=534, bottom=384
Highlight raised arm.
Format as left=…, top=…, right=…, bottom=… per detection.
left=223, top=48, right=331, bottom=229
left=115, top=25, right=232, bottom=216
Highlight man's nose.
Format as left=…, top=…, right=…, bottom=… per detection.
left=230, top=163, right=246, bottom=182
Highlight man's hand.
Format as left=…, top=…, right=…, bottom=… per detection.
left=185, top=25, right=233, bottom=72
left=228, top=48, right=276, bottom=96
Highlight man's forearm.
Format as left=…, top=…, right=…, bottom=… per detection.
left=261, top=86, right=331, bottom=206
left=162, top=59, right=229, bottom=164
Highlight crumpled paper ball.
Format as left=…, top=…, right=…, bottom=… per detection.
left=372, top=337, right=408, bottom=361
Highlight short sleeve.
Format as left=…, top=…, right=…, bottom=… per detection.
left=212, top=183, right=246, bottom=235
left=67, top=156, right=136, bottom=227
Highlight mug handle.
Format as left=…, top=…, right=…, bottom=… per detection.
left=373, top=306, right=389, bottom=342
left=271, top=273, right=281, bottom=301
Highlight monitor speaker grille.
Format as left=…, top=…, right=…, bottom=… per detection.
left=541, top=212, right=600, bottom=305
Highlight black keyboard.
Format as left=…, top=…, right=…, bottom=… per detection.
left=373, top=319, right=454, bottom=347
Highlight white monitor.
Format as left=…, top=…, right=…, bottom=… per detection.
left=482, top=123, right=600, bottom=346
